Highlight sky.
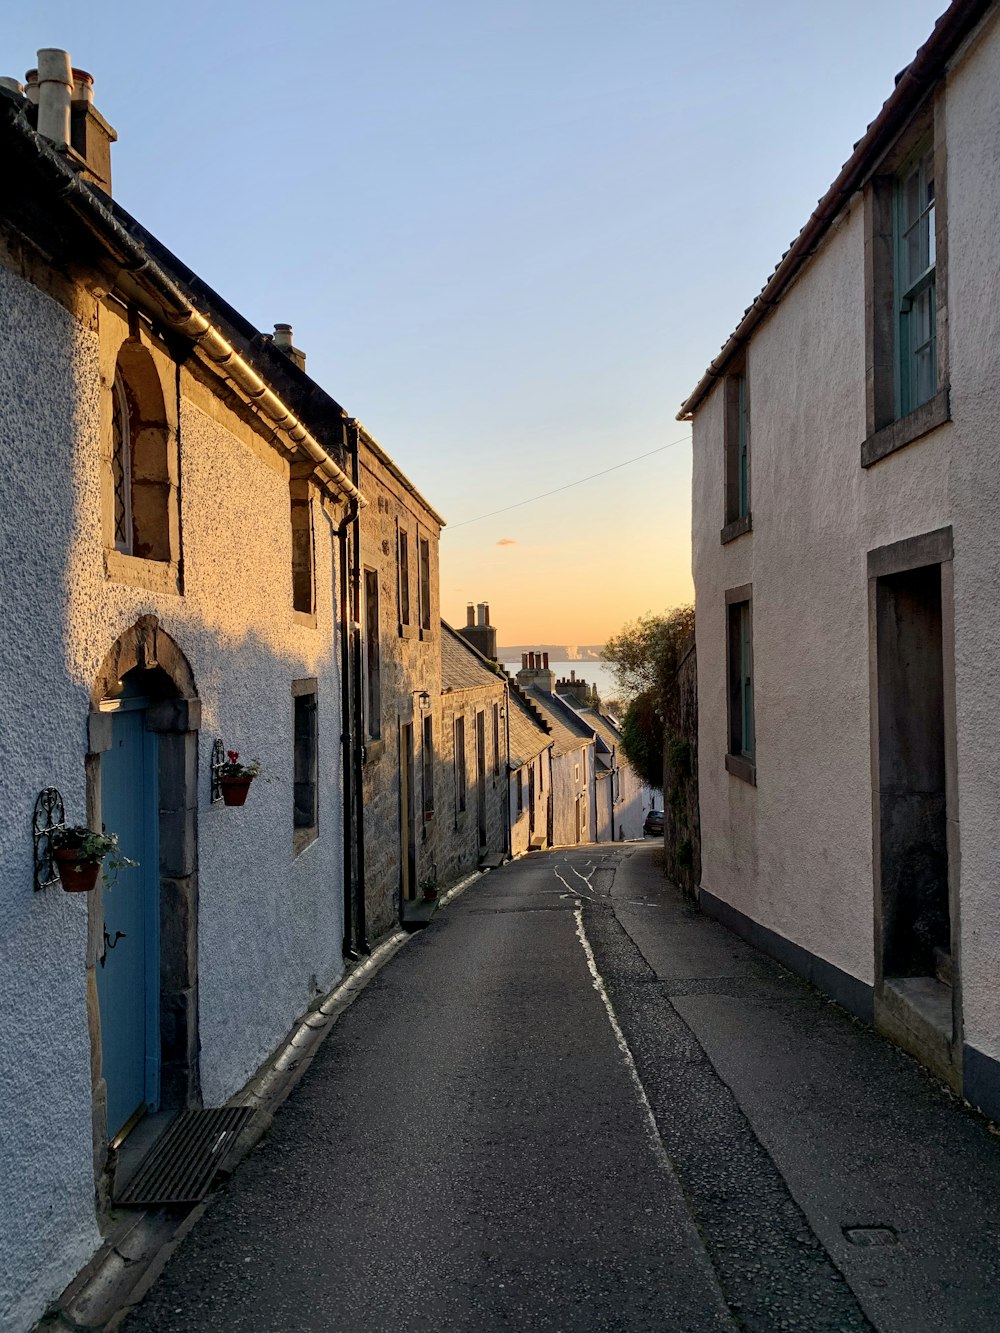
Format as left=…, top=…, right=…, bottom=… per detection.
left=4, top=1, right=947, bottom=643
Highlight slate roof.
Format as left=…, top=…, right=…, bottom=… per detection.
left=507, top=690, right=552, bottom=768
left=440, top=621, right=504, bottom=693
left=520, top=687, right=593, bottom=758
left=678, top=0, right=992, bottom=419
left=568, top=706, right=623, bottom=763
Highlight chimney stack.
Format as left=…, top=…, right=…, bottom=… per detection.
left=273, top=323, right=307, bottom=372
left=0, top=77, right=24, bottom=95
left=24, top=51, right=117, bottom=192
left=457, top=597, right=498, bottom=661
left=516, top=649, right=555, bottom=695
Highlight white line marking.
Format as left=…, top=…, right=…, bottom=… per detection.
left=573, top=904, right=673, bottom=1175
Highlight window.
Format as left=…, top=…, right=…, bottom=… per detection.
left=398, top=528, right=411, bottom=630
left=454, top=716, right=466, bottom=814
left=364, top=569, right=381, bottom=739
left=293, top=682, right=318, bottom=852
left=517, top=767, right=524, bottom=816
left=574, top=762, right=580, bottom=783
left=106, top=338, right=174, bottom=566
left=722, top=362, right=750, bottom=542
left=418, top=537, right=432, bottom=631
left=290, top=476, right=314, bottom=614
left=726, top=587, right=755, bottom=784
left=111, top=370, right=132, bottom=553
left=492, top=703, right=500, bottom=778
left=862, top=107, right=949, bottom=467
left=895, top=144, right=936, bottom=417
left=422, top=715, right=434, bottom=822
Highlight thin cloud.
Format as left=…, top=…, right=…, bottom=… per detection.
left=496, top=537, right=517, bottom=547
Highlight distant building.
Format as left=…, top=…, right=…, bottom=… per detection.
left=514, top=654, right=596, bottom=845
left=458, top=601, right=498, bottom=661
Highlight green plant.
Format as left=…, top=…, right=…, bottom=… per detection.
left=51, top=825, right=137, bottom=880
left=677, top=837, right=693, bottom=871
left=219, top=750, right=261, bottom=780
left=418, top=876, right=438, bottom=894
left=667, top=738, right=691, bottom=777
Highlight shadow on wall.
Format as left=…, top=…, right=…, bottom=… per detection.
left=663, top=633, right=700, bottom=896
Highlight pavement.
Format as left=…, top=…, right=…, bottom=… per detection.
left=112, top=844, right=1000, bottom=1332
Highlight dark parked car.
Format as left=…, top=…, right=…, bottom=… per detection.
left=643, top=809, right=664, bottom=836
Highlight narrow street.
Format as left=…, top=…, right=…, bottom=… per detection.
left=122, top=846, right=1000, bottom=1333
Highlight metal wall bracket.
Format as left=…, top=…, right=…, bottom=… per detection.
left=210, top=738, right=225, bottom=803
left=33, top=787, right=66, bottom=891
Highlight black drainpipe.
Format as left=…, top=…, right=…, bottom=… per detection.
left=335, top=480, right=360, bottom=961
left=348, top=421, right=370, bottom=954
left=503, top=679, right=512, bottom=861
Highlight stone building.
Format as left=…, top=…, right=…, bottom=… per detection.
left=352, top=421, right=444, bottom=943
left=514, top=654, right=597, bottom=846
left=423, top=623, right=510, bottom=888
left=0, top=57, right=369, bottom=1330
left=563, top=704, right=645, bottom=843
left=681, top=0, right=1000, bottom=1116
left=507, top=688, right=555, bottom=856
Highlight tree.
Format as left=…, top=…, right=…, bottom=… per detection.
left=603, top=605, right=695, bottom=791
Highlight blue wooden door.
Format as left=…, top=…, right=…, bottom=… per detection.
left=97, top=701, right=160, bottom=1139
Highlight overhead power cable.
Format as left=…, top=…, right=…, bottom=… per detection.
left=446, top=433, right=692, bottom=530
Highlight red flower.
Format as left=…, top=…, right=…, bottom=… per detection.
left=227, top=750, right=239, bottom=764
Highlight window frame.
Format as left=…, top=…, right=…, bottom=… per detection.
left=721, top=360, right=751, bottom=543
left=363, top=568, right=381, bottom=740
left=725, top=585, right=756, bottom=785
left=418, top=536, right=432, bottom=634
left=454, top=715, right=467, bottom=816
left=421, top=714, right=434, bottom=824
left=397, top=524, right=412, bottom=633
left=292, top=679, right=319, bottom=854
left=111, top=369, right=133, bottom=554
left=862, top=96, right=950, bottom=468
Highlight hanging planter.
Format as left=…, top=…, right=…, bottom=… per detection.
left=217, top=751, right=261, bottom=807
left=49, top=826, right=137, bottom=893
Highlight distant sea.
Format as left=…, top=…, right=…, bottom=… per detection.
left=502, top=659, right=619, bottom=704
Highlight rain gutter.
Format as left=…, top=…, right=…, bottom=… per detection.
left=677, top=0, right=994, bottom=421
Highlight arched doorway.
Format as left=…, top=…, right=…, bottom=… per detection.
left=86, top=617, right=201, bottom=1172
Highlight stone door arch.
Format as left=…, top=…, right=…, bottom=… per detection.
left=86, top=616, right=201, bottom=1185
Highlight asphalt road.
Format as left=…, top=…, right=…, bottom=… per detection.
left=121, top=846, right=1000, bottom=1332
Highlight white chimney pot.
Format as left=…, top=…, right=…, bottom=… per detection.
left=35, top=48, right=73, bottom=145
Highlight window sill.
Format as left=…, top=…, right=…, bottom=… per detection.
left=725, top=753, right=756, bottom=786
left=399, top=623, right=417, bottom=640
left=861, top=386, right=951, bottom=468
left=364, top=739, right=385, bottom=763
left=292, top=609, right=318, bottom=629
left=720, top=513, right=752, bottom=545
left=293, top=826, right=318, bottom=858
left=105, top=549, right=181, bottom=596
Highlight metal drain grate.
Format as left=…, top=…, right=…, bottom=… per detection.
left=843, top=1225, right=898, bottom=1247
left=116, top=1107, right=257, bottom=1206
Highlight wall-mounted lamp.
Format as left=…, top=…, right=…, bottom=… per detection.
left=418, top=690, right=431, bottom=710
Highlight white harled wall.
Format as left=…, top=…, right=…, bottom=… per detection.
left=692, top=13, right=1000, bottom=1059
left=0, top=260, right=346, bottom=1331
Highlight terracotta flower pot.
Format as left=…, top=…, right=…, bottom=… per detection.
left=422, top=886, right=438, bottom=902
left=220, top=776, right=254, bottom=806
left=53, top=847, right=102, bottom=893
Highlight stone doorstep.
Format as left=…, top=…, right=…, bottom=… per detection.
left=876, top=975, right=961, bottom=1094
left=34, top=929, right=411, bottom=1333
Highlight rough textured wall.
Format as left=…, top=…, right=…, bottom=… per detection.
left=510, top=750, right=552, bottom=856
left=550, top=746, right=594, bottom=846
left=694, top=194, right=950, bottom=989
left=691, top=29, right=1000, bottom=1017
left=943, top=14, right=1000, bottom=1061
left=616, top=761, right=646, bottom=841
left=664, top=635, right=700, bottom=895
left=357, top=447, right=441, bottom=942
left=0, top=259, right=104, bottom=1333
left=0, top=266, right=346, bottom=1331
left=428, top=683, right=507, bottom=887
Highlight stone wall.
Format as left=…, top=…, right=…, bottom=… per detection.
left=357, top=435, right=442, bottom=943
left=664, top=633, right=700, bottom=896
left=510, top=749, right=552, bottom=856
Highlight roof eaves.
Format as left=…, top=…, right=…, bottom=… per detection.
left=677, top=0, right=994, bottom=420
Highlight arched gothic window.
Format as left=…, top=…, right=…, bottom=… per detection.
left=110, top=340, right=172, bottom=563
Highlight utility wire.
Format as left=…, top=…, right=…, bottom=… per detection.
left=445, top=433, right=691, bottom=530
